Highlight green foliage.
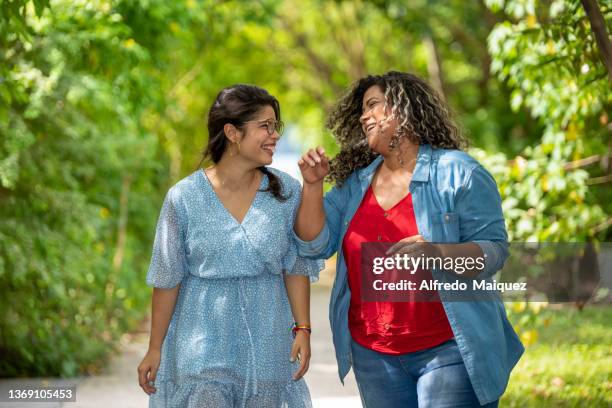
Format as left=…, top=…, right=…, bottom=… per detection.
left=1, top=0, right=609, bottom=379
left=478, top=0, right=611, bottom=241
left=0, top=0, right=179, bottom=376
left=503, top=306, right=612, bottom=407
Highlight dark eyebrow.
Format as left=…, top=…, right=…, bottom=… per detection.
left=362, top=97, right=379, bottom=112
left=363, top=97, right=378, bottom=107
left=251, top=118, right=274, bottom=125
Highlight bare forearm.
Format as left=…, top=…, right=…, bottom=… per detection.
left=284, top=275, right=310, bottom=325
left=295, top=181, right=325, bottom=241
left=149, top=286, right=180, bottom=351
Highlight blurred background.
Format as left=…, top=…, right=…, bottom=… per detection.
left=0, top=0, right=610, bottom=406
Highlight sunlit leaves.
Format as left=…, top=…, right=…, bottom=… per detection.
left=482, top=0, right=610, bottom=242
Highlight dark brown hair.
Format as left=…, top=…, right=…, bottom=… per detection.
left=327, top=71, right=467, bottom=186
left=200, top=84, right=288, bottom=201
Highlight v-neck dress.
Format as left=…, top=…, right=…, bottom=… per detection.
left=145, top=168, right=323, bottom=408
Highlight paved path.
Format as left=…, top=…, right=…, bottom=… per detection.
left=0, top=281, right=361, bottom=408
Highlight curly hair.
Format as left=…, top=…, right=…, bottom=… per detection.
left=326, top=71, right=467, bottom=186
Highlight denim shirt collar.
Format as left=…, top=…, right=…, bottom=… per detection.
left=357, top=143, right=432, bottom=183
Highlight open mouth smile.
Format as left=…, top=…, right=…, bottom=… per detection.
left=262, top=143, right=276, bottom=154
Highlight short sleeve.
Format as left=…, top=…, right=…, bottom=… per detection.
left=146, top=189, right=188, bottom=288
left=283, top=244, right=324, bottom=283
left=282, top=175, right=325, bottom=283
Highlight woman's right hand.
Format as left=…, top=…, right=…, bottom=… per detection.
left=298, top=146, right=330, bottom=185
left=137, top=348, right=161, bottom=395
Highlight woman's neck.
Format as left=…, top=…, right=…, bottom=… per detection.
left=208, top=155, right=259, bottom=191
left=380, top=142, right=419, bottom=174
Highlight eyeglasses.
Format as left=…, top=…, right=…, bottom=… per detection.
left=244, top=119, right=284, bottom=136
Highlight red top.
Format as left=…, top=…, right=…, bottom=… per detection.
left=343, top=186, right=454, bottom=355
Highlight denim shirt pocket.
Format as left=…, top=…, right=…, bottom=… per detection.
left=431, top=212, right=460, bottom=242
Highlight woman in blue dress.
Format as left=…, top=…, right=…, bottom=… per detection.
left=137, top=84, right=322, bottom=407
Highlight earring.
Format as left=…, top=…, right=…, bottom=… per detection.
left=230, top=141, right=240, bottom=157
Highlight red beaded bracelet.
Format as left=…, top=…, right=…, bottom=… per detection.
left=292, top=323, right=312, bottom=338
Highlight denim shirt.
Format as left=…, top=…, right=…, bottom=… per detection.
left=295, top=144, right=524, bottom=405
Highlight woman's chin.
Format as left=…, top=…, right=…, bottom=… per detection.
left=259, top=155, right=274, bottom=166
left=366, top=138, right=381, bottom=153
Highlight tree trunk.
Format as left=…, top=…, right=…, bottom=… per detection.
left=423, top=34, right=447, bottom=101
left=112, top=175, right=131, bottom=271
left=580, top=0, right=612, bottom=83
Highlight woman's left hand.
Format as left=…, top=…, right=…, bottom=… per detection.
left=386, top=234, right=443, bottom=259
left=290, top=331, right=311, bottom=380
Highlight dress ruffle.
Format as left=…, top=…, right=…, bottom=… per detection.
left=282, top=244, right=325, bottom=283
left=150, top=372, right=312, bottom=408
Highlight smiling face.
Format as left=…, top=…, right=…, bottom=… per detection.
left=233, top=105, right=280, bottom=166
left=359, top=85, right=399, bottom=155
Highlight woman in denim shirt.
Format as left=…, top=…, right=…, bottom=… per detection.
left=294, top=71, right=523, bottom=407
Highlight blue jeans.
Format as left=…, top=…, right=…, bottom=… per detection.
left=350, top=338, right=499, bottom=408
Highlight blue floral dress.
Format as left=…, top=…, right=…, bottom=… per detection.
left=146, top=168, right=323, bottom=408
